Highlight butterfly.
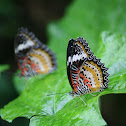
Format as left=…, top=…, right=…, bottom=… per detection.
left=67, top=37, right=109, bottom=98
left=14, top=27, right=57, bottom=77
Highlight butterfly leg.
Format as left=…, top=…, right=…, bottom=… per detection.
left=72, top=96, right=78, bottom=107
left=24, top=77, right=30, bottom=91
left=79, top=96, right=87, bottom=107
left=89, top=93, right=98, bottom=97
left=83, top=95, right=87, bottom=99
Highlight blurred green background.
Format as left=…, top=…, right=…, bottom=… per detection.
left=0, top=0, right=126, bottom=126
left=0, top=0, right=71, bottom=125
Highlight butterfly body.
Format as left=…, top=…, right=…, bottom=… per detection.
left=15, top=28, right=57, bottom=77
left=67, top=37, right=109, bottom=96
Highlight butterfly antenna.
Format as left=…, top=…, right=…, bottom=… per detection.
left=72, top=96, right=78, bottom=107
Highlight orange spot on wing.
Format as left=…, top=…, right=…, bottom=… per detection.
left=27, top=60, right=41, bottom=72
left=88, top=84, right=91, bottom=88
left=80, top=73, right=91, bottom=87
left=35, top=68, right=40, bottom=72
left=22, top=71, right=24, bottom=76
left=84, top=78, right=89, bottom=85
left=80, top=73, right=84, bottom=78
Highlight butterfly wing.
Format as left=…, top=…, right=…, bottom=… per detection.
left=67, top=37, right=93, bottom=68
left=27, top=42, right=57, bottom=76
left=78, top=56, right=109, bottom=95
left=15, top=27, right=57, bottom=77
left=67, top=37, right=109, bottom=95
left=14, top=27, right=37, bottom=57
left=67, top=37, right=93, bottom=92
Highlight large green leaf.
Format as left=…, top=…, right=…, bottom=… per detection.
left=1, top=32, right=126, bottom=125
left=1, top=0, right=126, bottom=126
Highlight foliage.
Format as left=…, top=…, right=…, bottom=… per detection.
left=1, top=0, right=126, bottom=125
left=0, top=0, right=21, bottom=38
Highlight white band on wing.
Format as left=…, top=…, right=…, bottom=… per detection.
left=15, top=39, right=34, bottom=53
left=67, top=53, right=87, bottom=66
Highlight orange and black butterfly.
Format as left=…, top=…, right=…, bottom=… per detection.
left=67, top=37, right=109, bottom=96
left=14, top=27, right=57, bottom=77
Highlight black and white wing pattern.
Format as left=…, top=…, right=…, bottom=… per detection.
left=67, top=37, right=109, bottom=96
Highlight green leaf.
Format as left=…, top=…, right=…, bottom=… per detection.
left=0, top=64, right=10, bottom=88
left=1, top=0, right=126, bottom=126
left=1, top=32, right=126, bottom=125
left=13, top=71, right=27, bottom=94
left=0, top=65, right=9, bottom=73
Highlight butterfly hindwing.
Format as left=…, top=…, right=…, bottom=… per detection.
left=27, top=44, right=57, bottom=75
left=78, top=56, right=109, bottom=95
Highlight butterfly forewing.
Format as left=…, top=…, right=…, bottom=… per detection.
left=14, top=28, right=37, bottom=56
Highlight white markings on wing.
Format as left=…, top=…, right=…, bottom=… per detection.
left=15, top=39, right=34, bottom=53
left=33, top=50, right=53, bottom=71
left=67, top=53, right=87, bottom=66
left=81, top=70, right=96, bottom=87
left=88, top=63, right=102, bottom=85
left=30, top=56, right=45, bottom=72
